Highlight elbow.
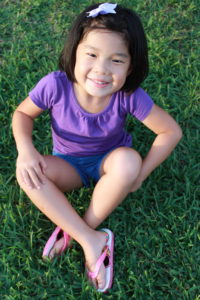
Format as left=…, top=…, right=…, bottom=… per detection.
left=173, top=124, right=183, bottom=143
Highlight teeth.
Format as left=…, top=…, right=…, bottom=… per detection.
left=94, top=80, right=107, bottom=84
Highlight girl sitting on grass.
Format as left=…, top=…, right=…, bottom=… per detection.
left=12, top=2, right=182, bottom=293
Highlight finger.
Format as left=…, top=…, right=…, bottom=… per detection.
left=21, top=169, right=34, bottom=189
left=34, top=166, right=46, bottom=184
left=27, top=168, right=42, bottom=190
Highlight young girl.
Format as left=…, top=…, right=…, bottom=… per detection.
left=12, top=2, right=182, bottom=293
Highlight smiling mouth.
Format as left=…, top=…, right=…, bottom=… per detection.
left=89, top=78, right=110, bottom=87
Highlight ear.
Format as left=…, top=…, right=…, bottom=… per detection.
left=127, top=65, right=133, bottom=77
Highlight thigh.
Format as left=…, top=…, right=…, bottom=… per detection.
left=44, top=155, right=83, bottom=192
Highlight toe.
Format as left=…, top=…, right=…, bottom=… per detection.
left=97, top=267, right=106, bottom=289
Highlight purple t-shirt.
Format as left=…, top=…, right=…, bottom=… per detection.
left=29, top=71, right=154, bottom=156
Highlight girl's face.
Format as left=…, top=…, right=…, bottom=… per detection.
left=74, top=29, right=131, bottom=101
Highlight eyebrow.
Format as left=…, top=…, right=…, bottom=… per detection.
left=83, top=45, right=129, bottom=58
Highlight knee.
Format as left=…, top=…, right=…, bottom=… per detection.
left=109, top=147, right=142, bottom=185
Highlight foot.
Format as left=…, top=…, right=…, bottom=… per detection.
left=42, top=227, right=72, bottom=260
left=84, top=231, right=108, bottom=290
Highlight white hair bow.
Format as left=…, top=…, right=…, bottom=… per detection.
left=87, top=3, right=117, bottom=18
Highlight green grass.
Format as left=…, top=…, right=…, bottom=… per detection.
left=0, top=0, right=199, bottom=299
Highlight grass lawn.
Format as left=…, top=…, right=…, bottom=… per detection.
left=0, top=0, right=199, bottom=299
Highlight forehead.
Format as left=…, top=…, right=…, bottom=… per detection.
left=80, top=29, right=129, bottom=52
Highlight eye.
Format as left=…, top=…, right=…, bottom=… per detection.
left=87, top=53, right=96, bottom=58
left=112, top=59, right=124, bottom=64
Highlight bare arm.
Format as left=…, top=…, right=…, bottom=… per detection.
left=131, top=104, right=182, bottom=191
left=12, top=97, right=47, bottom=189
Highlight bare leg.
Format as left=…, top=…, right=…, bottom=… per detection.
left=83, top=147, right=142, bottom=228
left=16, top=155, right=107, bottom=289
left=81, top=147, right=142, bottom=287
left=41, top=149, right=142, bottom=288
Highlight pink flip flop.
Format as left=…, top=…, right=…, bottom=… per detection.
left=86, top=228, right=114, bottom=293
left=42, top=226, right=71, bottom=259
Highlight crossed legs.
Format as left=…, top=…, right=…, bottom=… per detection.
left=16, top=147, right=142, bottom=289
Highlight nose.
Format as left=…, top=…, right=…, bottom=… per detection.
left=93, top=58, right=110, bottom=75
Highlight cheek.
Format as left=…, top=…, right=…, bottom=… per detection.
left=123, top=66, right=132, bottom=80
left=76, top=59, right=91, bottom=74
left=115, top=69, right=130, bottom=82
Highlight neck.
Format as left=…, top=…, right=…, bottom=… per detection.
left=73, top=83, right=111, bottom=114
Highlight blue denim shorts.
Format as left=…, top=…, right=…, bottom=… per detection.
left=53, top=151, right=110, bottom=187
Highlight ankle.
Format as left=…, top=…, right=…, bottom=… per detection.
left=81, top=230, right=107, bottom=257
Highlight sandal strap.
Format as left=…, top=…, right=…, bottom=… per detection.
left=87, top=246, right=108, bottom=279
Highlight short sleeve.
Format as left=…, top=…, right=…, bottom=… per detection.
left=28, top=73, right=56, bottom=110
left=128, top=88, right=154, bottom=121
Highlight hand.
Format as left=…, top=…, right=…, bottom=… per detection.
left=16, top=146, right=47, bottom=190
